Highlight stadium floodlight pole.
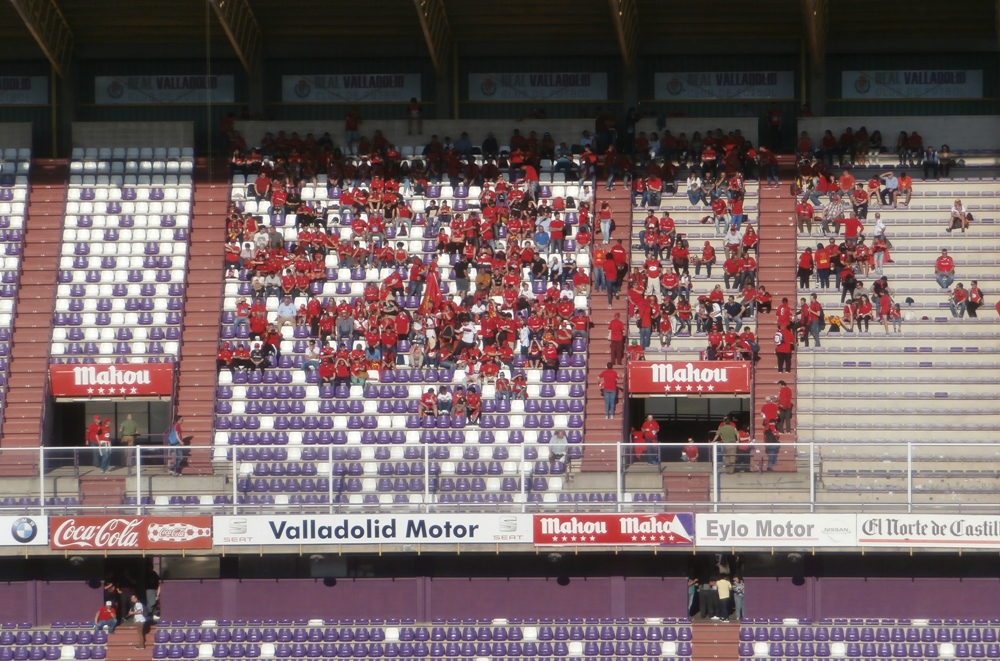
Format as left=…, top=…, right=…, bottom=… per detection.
left=906, top=443, right=913, bottom=513
left=135, top=446, right=142, bottom=515
left=616, top=443, right=622, bottom=513
left=233, top=450, right=239, bottom=515
left=711, top=445, right=719, bottom=512
left=38, top=447, right=44, bottom=517
left=809, top=443, right=815, bottom=511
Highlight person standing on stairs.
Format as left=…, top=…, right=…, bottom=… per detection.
left=608, top=313, right=626, bottom=366
left=599, top=363, right=620, bottom=419
left=777, top=381, right=794, bottom=434
left=127, top=594, right=147, bottom=649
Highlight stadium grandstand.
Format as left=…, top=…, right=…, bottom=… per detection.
left=0, top=0, right=998, bottom=658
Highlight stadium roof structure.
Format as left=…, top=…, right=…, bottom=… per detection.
left=1, top=0, right=997, bottom=79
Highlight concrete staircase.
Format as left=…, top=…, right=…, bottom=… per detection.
left=581, top=185, right=632, bottom=472
left=0, top=159, right=65, bottom=469
left=173, top=159, right=229, bottom=475
left=753, top=155, right=797, bottom=472
left=691, top=620, right=741, bottom=661
left=106, top=624, right=155, bottom=661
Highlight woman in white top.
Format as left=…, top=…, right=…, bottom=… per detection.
left=686, top=172, right=708, bottom=206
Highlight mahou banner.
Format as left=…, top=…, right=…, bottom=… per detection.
left=627, top=361, right=751, bottom=394
left=534, top=514, right=694, bottom=546
left=49, top=363, right=174, bottom=397
left=50, top=517, right=213, bottom=550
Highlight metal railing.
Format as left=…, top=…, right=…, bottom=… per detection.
left=1, top=441, right=998, bottom=515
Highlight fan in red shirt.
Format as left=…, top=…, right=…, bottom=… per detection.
left=598, top=363, right=620, bottom=419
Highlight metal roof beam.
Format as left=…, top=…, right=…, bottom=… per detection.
left=207, top=0, right=263, bottom=77
left=608, top=0, right=639, bottom=74
left=8, top=0, right=74, bottom=78
left=802, top=0, right=827, bottom=77
left=413, top=0, right=452, bottom=77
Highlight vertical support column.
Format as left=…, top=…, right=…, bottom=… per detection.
left=248, top=72, right=265, bottom=116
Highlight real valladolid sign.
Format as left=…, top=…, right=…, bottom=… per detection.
left=627, top=361, right=751, bottom=394
left=49, top=363, right=174, bottom=397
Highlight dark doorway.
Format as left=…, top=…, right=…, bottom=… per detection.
left=629, top=396, right=751, bottom=462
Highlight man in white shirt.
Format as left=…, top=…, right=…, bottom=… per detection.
left=128, top=595, right=147, bottom=649
left=579, top=130, right=595, bottom=149
left=948, top=198, right=970, bottom=233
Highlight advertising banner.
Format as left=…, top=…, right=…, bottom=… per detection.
left=533, top=513, right=694, bottom=546
left=654, top=72, right=795, bottom=100
left=0, top=77, right=48, bottom=105
left=468, top=73, right=607, bottom=102
left=841, top=70, right=983, bottom=99
left=695, top=513, right=857, bottom=547
left=49, top=363, right=174, bottom=397
left=50, top=517, right=213, bottom=550
left=627, top=361, right=751, bottom=394
left=282, top=74, right=422, bottom=103
left=213, top=514, right=533, bottom=545
left=856, top=514, right=1000, bottom=547
left=94, top=75, right=235, bottom=104
left=0, top=516, right=48, bottom=546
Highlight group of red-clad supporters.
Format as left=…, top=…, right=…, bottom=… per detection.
left=218, top=127, right=598, bottom=423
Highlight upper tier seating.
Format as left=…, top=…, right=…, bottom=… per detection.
left=51, top=147, right=194, bottom=363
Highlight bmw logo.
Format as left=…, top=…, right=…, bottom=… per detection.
left=11, top=517, right=36, bottom=544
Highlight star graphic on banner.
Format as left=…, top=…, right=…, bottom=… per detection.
left=571, top=536, right=577, bottom=542
left=696, top=385, right=703, bottom=392
left=130, top=387, right=138, bottom=394
left=668, top=534, right=675, bottom=541
left=675, top=385, right=683, bottom=392
left=640, top=535, right=647, bottom=541
left=685, top=385, right=693, bottom=391
left=589, top=536, right=596, bottom=541
left=631, top=535, right=638, bottom=541
left=562, top=536, right=569, bottom=541
left=707, top=385, right=715, bottom=391
left=87, top=388, right=94, bottom=394
left=119, top=387, right=127, bottom=394
left=659, top=535, right=667, bottom=541
left=97, top=388, right=105, bottom=394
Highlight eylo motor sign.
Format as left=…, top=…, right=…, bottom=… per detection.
left=49, top=517, right=213, bottom=550
left=533, top=514, right=694, bottom=546
left=696, top=514, right=857, bottom=548
left=49, top=363, right=175, bottom=397
left=214, top=514, right=533, bottom=546
left=627, top=361, right=751, bottom=394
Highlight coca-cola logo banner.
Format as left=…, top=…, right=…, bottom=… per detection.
left=49, top=517, right=213, bottom=550
left=533, top=514, right=694, bottom=546
left=627, top=361, right=751, bottom=394
left=49, top=364, right=175, bottom=398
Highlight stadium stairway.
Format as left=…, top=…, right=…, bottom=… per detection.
left=753, top=155, right=798, bottom=472
left=0, top=159, right=64, bottom=470
left=691, top=620, right=740, bottom=661
left=581, top=185, right=632, bottom=472
left=106, top=623, right=155, bottom=661
left=173, top=159, right=229, bottom=474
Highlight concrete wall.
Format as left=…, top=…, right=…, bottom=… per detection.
left=0, top=124, right=33, bottom=150
left=796, top=116, right=999, bottom=153
left=71, top=122, right=194, bottom=148
left=3, top=575, right=997, bottom=623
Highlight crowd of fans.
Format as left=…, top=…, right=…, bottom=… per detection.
left=795, top=128, right=959, bottom=177
left=217, top=125, right=600, bottom=425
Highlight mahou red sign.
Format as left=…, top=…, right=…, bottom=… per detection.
left=49, top=363, right=175, bottom=397
left=627, top=361, right=751, bottom=394
left=533, top=514, right=694, bottom=546
left=49, top=517, right=213, bottom=550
